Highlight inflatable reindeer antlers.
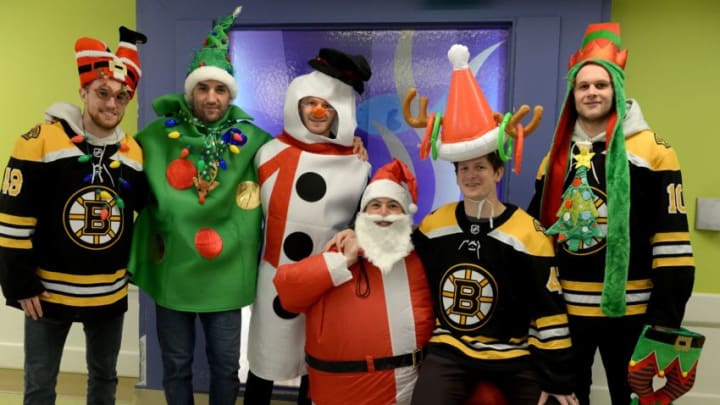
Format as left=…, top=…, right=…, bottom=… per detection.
left=403, top=88, right=429, bottom=128
left=402, top=87, right=543, bottom=141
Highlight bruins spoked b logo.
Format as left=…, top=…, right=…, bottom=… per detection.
left=440, top=263, right=498, bottom=331
left=63, top=185, right=123, bottom=250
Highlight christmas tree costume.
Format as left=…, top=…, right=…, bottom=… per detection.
left=129, top=6, right=273, bottom=311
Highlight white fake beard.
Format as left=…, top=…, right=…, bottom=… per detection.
left=355, top=212, right=414, bottom=275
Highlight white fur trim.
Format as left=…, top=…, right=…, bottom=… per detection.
left=360, top=179, right=417, bottom=215
left=437, top=126, right=500, bottom=161
left=184, top=66, right=237, bottom=103
left=323, top=252, right=353, bottom=286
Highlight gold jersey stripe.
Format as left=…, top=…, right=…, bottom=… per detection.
left=42, top=285, right=128, bottom=307
left=652, top=232, right=691, bottom=244
left=37, top=268, right=127, bottom=284
left=535, top=314, right=569, bottom=328
left=561, top=279, right=652, bottom=292
left=528, top=336, right=572, bottom=350
left=653, top=256, right=695, bottom=268
left=0, top=236, right=32, bottom=249
left=430, top=334, right=529, bottom=360
left=0, top=212, right=37, bottom=226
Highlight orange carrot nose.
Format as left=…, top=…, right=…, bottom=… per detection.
left=311, top=105, right=327, bottom=118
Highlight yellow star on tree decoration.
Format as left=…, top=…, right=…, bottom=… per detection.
left=573, top=147, right=595, bottom=169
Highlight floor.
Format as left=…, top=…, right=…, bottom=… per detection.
left=0, top=369, right=293, bottom=405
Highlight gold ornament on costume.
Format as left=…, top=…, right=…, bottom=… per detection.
left=236, top=181, right=260, bottom=210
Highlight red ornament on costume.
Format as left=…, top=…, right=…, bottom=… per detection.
left=195, top=228, right=223, bottom=259
left=166, top=158, right=197, bottom=190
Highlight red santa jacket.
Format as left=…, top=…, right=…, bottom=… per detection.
left=274, top=250, right=434, bottom=405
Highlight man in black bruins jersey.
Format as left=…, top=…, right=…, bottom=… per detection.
left=406, top=44, right=577, bottom=405
left=0, top=28, right=147, bottom=404
left=528, top=23, right=696, bottom=405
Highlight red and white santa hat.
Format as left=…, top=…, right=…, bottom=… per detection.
left=429, top=44, right=500, bottom=161
left=360, top=159, right=418, bottom=214
left=75, top=26, right=146, bottom=98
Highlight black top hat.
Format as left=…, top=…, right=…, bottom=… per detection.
left=308, top=48, right=372, bottom=94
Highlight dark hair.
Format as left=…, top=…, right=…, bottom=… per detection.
left=453, top=151, right=504, bottom=173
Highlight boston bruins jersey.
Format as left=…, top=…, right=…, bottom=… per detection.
left=413, top=202, right=574, bottom=394
left=0, top=113, right=146, bottom=321
left=529, top=129, right=694, bottom=327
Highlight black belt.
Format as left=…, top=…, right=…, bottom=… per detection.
left=78, top=61, right=138, bottom=82
left=306, top=348, right=424, bottom=373
left=645, top=327, right=705, bottom=350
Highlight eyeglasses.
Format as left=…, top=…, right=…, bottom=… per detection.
left=300, top=100, right=336, bottom=112
left=91, top=87, right=131, bottom=106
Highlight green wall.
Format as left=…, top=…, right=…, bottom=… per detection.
left=613, top=0, right=720, bottom=293
left=0, top=0, right=137, bottom=158
left=1, top=1, right=717, bottom=293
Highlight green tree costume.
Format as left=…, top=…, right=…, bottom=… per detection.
left=129, top=93, right=271, bottom=311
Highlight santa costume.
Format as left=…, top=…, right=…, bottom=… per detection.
left=274, top=159, right=434, bottom=405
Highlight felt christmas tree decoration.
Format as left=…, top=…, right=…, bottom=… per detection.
left=538, top=22, right=630, bottom=317
left=184, top=6, right=242, bottom=103
left=545, top=141, right=604, bottom=250
left=628, top=325, right=705, bottom=405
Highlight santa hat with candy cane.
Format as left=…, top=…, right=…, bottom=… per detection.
left=75, top=26, right=147, bottom=99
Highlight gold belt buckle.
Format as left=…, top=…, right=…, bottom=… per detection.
left=412, top=348, right=422, bottom=368
left=674, top=335, right=693, bottom=352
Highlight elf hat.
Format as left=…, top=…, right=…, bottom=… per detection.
left=540, top=22, right=630, bottom=317
left=360, top=158, right=418, bottom=215
left=429, top=44, right=500, bottom=162
left=184, top=6, right=242, bottom=103
left=75, top=26, right=147, bottom=99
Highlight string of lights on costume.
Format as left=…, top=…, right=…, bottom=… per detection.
left=71, top=133, right=131, bottom=219
left=164, top=112, right=248, bottom=203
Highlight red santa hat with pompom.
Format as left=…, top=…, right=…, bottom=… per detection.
left=360, top=158, right=418, bottom=215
